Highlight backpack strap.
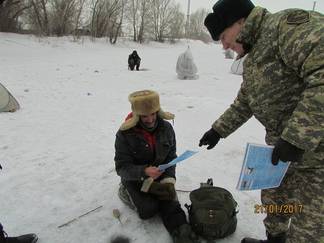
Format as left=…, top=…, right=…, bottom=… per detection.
left=184, top=203, right=191, bottom=212
left=200, top=178, right=213, bottom=188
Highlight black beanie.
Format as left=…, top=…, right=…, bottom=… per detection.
left=204, top=0, right=255, bottom=41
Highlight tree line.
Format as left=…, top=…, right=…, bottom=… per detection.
left=0, top=0, right=212, bottom=43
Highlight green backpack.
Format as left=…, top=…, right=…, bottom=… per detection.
left=185, top=179, right=238, bottom=241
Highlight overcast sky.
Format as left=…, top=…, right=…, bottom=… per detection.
left=176, top=0, right=324, bottom=14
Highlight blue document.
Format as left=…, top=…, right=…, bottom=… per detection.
left=158, top=150, right=198, bottom=171
left=237, top=143, right=290, bottom=191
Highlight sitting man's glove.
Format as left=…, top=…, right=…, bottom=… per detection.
left=271, top=138, right=304, bottom=165
left=149, top=181, right=176, bottom=201
left=199, top=128, right=221, bottom=150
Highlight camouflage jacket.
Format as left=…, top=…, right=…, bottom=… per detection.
left=212, top=7, right=324, bottom=167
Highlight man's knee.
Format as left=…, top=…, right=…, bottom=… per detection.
left=128, top=59, right=135, bottom=70
left=137, top=202, right=159, bottom=219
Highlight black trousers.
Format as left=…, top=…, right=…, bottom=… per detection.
left=123, top=181, right=187, bottom=233
left=128, top=59, right=140, bottom=70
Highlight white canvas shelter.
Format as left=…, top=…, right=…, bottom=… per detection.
left=224, top=49, right=234, bottom=59
left=230, top=55, right=247, bottom=75
left=176, top=47, right=198, bottom=80
left=0, top=83, right=20, bottom=112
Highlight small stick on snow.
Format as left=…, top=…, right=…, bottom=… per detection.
left=58, top=205, right=103, bottom=228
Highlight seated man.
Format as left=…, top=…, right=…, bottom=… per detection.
left=114, top=90, right=196, bottom=243
left=128, top=50, right=141, bottom=71
left=0, top=223, right=38, bottom=243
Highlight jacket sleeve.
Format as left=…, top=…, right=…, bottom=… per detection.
left=278, top=13, right=324, bottom=151
left=114, top=131, right=147, bottom=181
left=160, top=125, right=177, bottom=180
left=212, top=81, right=253, bottom=138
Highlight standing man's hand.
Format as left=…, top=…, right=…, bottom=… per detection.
left=199, top=128, right=221, bottom=150
left=144, top=166, right=162, bottom=179
left=271, top=138, right=304, bottom=165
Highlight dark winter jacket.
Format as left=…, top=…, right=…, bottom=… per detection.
left=114, top=117, right=177, bottom=184
left=128, top=52, right=141, bottom=66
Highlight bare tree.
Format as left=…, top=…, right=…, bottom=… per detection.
left=24, top=0, right=87, bottom=36
left=90, top=0, right=101, bottom=37
left=137, top=0, right=150, bottom=43
left=0, top=0, right=188, bottom=43
left=108, top=0, right=125, bottom=44
left=124, top=0, right=151, bottom=43
left=149, top=0, right=181, bottom=42
left=25, top=0, right=50, bottom=35
left=166, top=3, right=184, bottom=41
left=0, top=0, right=31, bottom=32
left=188, top=8, right=211, bottom=42
left=89, top=0, right=125, bottom=43
left=128, top=0, right=138, bottom=41
left=73, top=0, right=87, bottom=39
left=51, top=0, right=86, bottom=36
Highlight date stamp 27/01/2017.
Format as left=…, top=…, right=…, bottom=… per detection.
left=254, top=204, right=303, bottom=214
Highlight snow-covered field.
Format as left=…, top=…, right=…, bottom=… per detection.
left=0, top=33, right=266, bottom=243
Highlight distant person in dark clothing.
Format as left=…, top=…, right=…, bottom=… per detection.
left=128, top=50, right=141, bottom=71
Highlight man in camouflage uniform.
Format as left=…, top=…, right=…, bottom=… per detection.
left=201, top=0, right=324, bottom=242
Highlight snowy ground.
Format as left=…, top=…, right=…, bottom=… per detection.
left=0, top=33, right=266, bottom=243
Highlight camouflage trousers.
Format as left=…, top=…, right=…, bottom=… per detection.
left=261, top=166, right=324, bottom=243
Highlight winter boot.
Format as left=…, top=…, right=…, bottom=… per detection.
left=172, top=224, right=198, bottom=243
left=241, top=231, right=286, bottom=243
left=118, top=183, right=136, bottom=210
left=0, top=224, right=38, bottom=243
left=110, top=235, right=130, bottom=243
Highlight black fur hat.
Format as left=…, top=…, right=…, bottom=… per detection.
left=204, top=0, right=255, bottom=41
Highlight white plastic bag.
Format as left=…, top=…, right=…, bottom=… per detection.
left=230, top=55, right=247, bottom=75
left=176, top=47, right=198, bottom=80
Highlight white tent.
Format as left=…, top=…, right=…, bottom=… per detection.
left=224, top=49, right=234, bottom=59
left=176, top=47, right=198, bottom=80
left=230, top=55, right=247, bottom=75
left=0, top=83, right=20, bottom=112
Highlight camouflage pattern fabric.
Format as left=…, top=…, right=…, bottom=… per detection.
left=261, top=167, right=324, bottom=243
left=210, top=7, right=324, bottom=242
left=212, top=7, right=324, bottom=168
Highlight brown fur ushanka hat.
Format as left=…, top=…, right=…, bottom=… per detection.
left=120, top=90, right=175, bottom=131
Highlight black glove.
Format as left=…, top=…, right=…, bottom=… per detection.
left=271, top=138, right=304, bottom=165
left=148, top=182, right=176, bottom=201
left=199, top=128, right=221, bottom=150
